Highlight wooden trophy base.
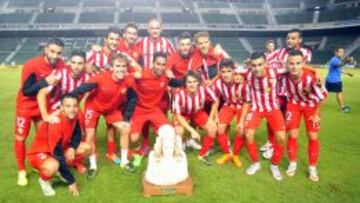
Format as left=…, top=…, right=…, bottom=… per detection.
left=142, top=175, right=193, bottom=197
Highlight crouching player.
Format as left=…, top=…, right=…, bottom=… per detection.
left=281, top=50, right=328, bottom=182
left=71, top=53, right=138, bottom=179
left=172, top=70, right=219, bottom=166
left=243, top=52, right=287, bottom=181
left=27, top=94, right=90, bottom=197
left=213, top=59, right=251, bottom=167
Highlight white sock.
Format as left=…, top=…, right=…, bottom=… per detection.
left=89, top=155, right=97, bottom=170
left=121, top=150, right=129, bottom=165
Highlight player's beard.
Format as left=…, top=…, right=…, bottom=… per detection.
left=46, top=56, right=58, bottom=66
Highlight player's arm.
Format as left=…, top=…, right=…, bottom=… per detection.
left=237, top=102, right=250, bottom=134
left=209, top=98, right=220, bottom=122
left=70, top=82, right=97, bottom=97
left=168, top=78, right=185, bottom=88
left=175, top=113, right=200, bottom=141
left=303, top=66, right=323, bottom=85
left=122, top=88, right=138, bottom=122
left=37, top=86, right=60, bottom=123
left=22, top=73, right=53, bottom=96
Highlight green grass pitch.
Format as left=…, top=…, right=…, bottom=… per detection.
left=0, top=67, right=359, bottom=203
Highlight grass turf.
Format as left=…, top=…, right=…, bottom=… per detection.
left=0, top=67, right=359, bottom=203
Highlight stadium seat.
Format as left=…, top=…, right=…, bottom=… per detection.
left=239, top=13, right=268, bottom=25
left=275, top=11, right=314, bottom=24
left=0, top=13, right=33, bottom=24
left=79, top=12, right=115, bottom=24
left=202, top=13, right=238, bottom=24
left=35, top=13, right=75, bottom=24
left=197, top=1, right=230, bottom=9
left=161, top=13, right=200, bottom=24
left=119, top=12, right=157, bottom=24
left=319, top=7, right=360, bottom=22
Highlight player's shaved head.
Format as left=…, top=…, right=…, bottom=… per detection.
left=287, top=29, right=302, bottom=49
left=148, top=18, right=162, bottom=39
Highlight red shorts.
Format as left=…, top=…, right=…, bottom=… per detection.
left=84, top=107, right=123, bottom=129
left=131, top=108, right=169, bottom=134
left=245, top=109, right=285, bottom=132
left=14, top=110, right=42, bottom=138
left=28, top=152, right=52, bottom=171
left=219, top=105, right=243, bottom=125
left=286, top=102, right=320, bottom=133
left=159, top=93, right=170, bottom=112
left=174, top=110, right=209, bottom=128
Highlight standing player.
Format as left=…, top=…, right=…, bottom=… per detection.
left=260, top=29, right=313, bottom=156
left=325, top=46, right=353, bottom=113
left=87, top=27, right=123, bottom=164
left=117, top=23, right=141, bottom=64
left=213, top=59, right=251, bottom=167
left=27, top=94, right=90, bottom=197
left=281, top=50, right=328, bottom=182
left=242, top=52, right=287, bottom=181
left=172, top=71, right=219, bottom=165
left=14, top=38, right=65, bottom=186
left=71, top=54, right=138, bottom=178
left=138, top=18, right=175, bottom=69
left=166, top=32, right=194, bottom=80
left=130, top=52, right=183, bottom=167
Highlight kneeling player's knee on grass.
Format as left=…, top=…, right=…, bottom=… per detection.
left=289, top=129, right=299, bottom=139
left=42, top=158, right=59, bottom=176
left=77, top=143, right=91, bottom=156
left=206, top=126, right=217, bottom=136
left=245, top=132, right=255, bottom=143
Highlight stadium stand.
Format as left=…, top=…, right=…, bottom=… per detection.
left=79, top=12, right=115, bottom=24
left=269, top=0, right=299, bottom=8
left=7, top=0, right=41, bottom=8
left=275, top=11, right=314, bottom=24
left=197, top=1, right=230, bottom=9
left=119, top=12, right=157, bottom=24
left=161, top=12, right=200, bottom=24
left=202, top=13, right=238, bottom=24
left=35, top=13, right=75, bottom=24
left=119, top=0, right=156, bottom=7
left=318, top=7, right=360, bottom=22
left=0, top=13, right=33, bottom=24
left=239, top=13, right=268, bottom=25
left=43, top=0, right=79, bottom=8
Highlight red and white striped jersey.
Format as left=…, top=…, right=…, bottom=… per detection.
left=212, top=79, right=251, bottom=109
left=173, top=85, right=217, bottom=115
left=276, top=47, right=312, bottom=64
left=49, top=66, right=90, bottom=110
left=265, top=51, right=282, bottom=70
left=138, top=36, right=175, bottom=69
left=247, top=68, right=284, bottom=112
left=280, top=69, right=328, bottom=107
left=86, top=48, right=111, bottom=71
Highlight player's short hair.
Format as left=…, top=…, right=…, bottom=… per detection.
left=288, top=29, right=302, bottom=38
left=249, top=51, right=266, bottom=61
left=124, top=22, right=138, bottom=32
left=266, top=39, right=275, bottom=46
left=60, top=93, right=79, bottom=105
left=106, top=27, right=121, bottom=38
left=185, top=70, right=202, bottom=84
left=178, top=32, right=192, bottom=42
left=46, top=38, right=64, bottom=48
left=219, top=58, right=235, bottom=70
left=70, top=50, right=86, bottom=60
left=153, top=52, right=167, bottom=62
left=194, top=31, right=210, bottom=43
left=288, top=49, right=304, bottom=57
left=148, top=18, right=161, bottom=25
left=111, top=53, right=128, bottom=65
left=334, top=46, right=344, bottom=52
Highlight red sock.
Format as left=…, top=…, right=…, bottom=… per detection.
left=73, top=155, right=85, bottom=166
left=233, top=135, right=245, bottom=155
left=107, top=141, right=116, bottom=155
left=199, top=136, right=214, bottom=157
left=217, top=133, right=230, bottom=154
left=14, top=140, right=26, bottom=171
left=271, top=143, right=285, bottom=165
left=246, top=142, right=259, bottom=162
left=267, top=124, right=275, bottom=145
left=287, top=137, right=298, bottom=162
left=142, top=123, right=150, bottom=147
left=40, top=171, right=52, bottom=181
left=308, top=139, right=319, bottom=166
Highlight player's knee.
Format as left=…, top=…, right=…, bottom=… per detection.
left=42, top=159, right=59, bottom=176
left=78, top=143, right=91, bottom=156
left=217, top=124, right=227, bottom=134
left=131, top=133, right=139, bottom=143
left=15, top=135, right=25, bottom=142
left=245, top=130, right=254, bottom=143
left=308, top=132, right=318, bottom=141
left=275, top=131, right=286, bottom=145
left=207, top=126, right=217, bottom=136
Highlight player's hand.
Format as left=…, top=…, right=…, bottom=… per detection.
left=205, top=120, right=216, bottom=130
left=236, top=121, right=245, bottom=135
left=190, top=130, right=201, bottom=141
left=45, top=72, right=59, bottom=86
left=214, top=44, right=223, bottom=56
left=308, top=113, right=320, bottom=129
left=68, top=183, right=80, bottom=197
left=133, top=70, right=142, bottom=79
left=165, top=69, right=175, bottom=79
left=44, top=110, right=60, bottom=124
left=65, top=148, right=76, bottom=163
left=315, top=72, right=323, bottom=86
left=204, top=80, right=213, bottom=86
